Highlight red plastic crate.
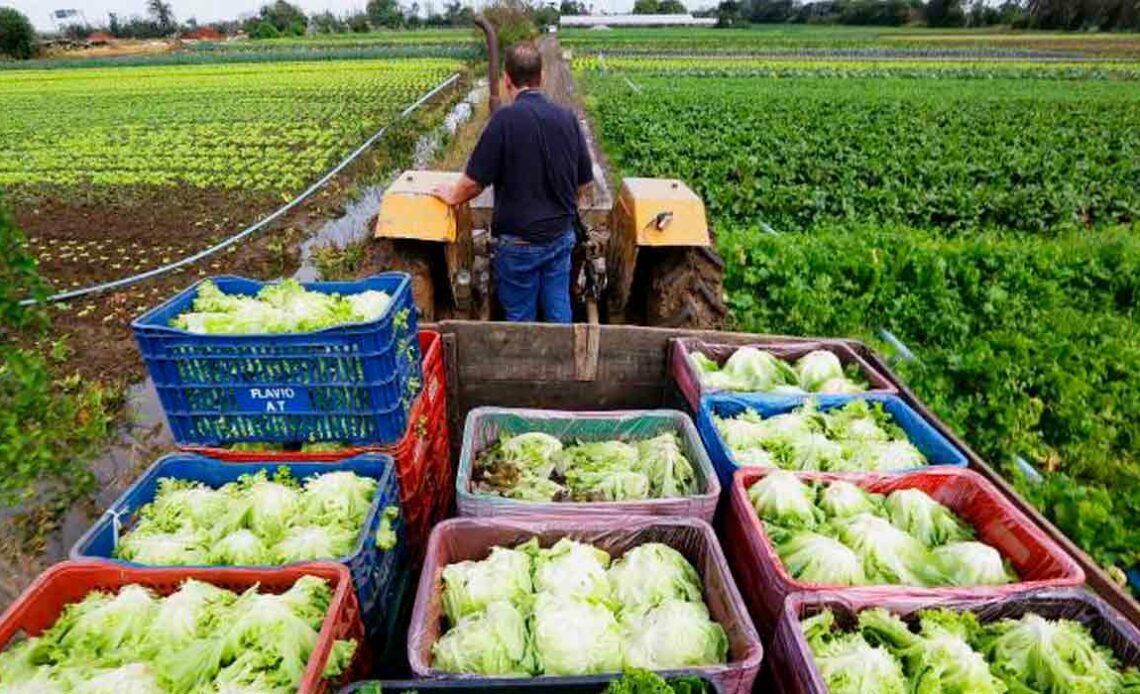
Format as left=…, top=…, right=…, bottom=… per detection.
left=181, top=330, right=444, bottom=463
left=399, top=392, right=451, bottom=557
left=0, top=561, right=364, bottom=694
left=725, top=467, right=1085, bottom=638
left=428, top=411, right=453, bottom=525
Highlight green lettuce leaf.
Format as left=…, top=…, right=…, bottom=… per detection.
left=771, top=528, right=867, bottom=585
left=607, top=543, right=703, bottom=614
left=884, top=488, right=972, bottom=546
left=442, top=543, right=535, bottom=625
left=748, top=470, right=822, bottom=528
left=533, top=593, right=624, bottom=675
left=977, top=613, right=1126, bottom=693
left=622, top=599, right=728, bottom=670
left=431, top=600, right=536, bottom=676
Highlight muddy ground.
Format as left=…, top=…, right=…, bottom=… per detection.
left=13, top=180, right=366, bottom=385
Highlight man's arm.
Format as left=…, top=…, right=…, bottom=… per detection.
left=577, top=182, right=592, bottom=209
left=434, top=113, right=501, bottom=207
left=432, top=175, right=484, bottom=207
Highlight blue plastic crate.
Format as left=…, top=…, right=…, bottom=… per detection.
left=696, top=393, right=968, bottom=488
left=69, top=452, right=406, bottom=639
left=131, top=274, right=422, bottom=447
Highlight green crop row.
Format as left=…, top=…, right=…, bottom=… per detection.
left=229, top=28, right=475, bottom=48
left=0, top=45, right=475, bottom=71
left=575, top=54, right=1140, bottom=80
left=0, top=58, right=464, bottom=193
left=584, top=73, right=1140, bottom=234
left=720, top=224, right=1140, bottom=575
left=559, top=26, right=1140, bottom=58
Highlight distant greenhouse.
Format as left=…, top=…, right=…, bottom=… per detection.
left=559, top=14, right=717, bottom=27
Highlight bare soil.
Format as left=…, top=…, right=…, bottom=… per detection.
left=48, top=39, right=176, bottom=60
left=12, top=183, right=355, bottom=385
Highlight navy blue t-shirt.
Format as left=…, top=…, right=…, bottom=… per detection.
left=465, top=90, right=594, bottom=243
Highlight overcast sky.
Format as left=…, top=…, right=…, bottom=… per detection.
left=9, top=0, right=664, bottom=30
left=11, top=1, right=369, bottom=29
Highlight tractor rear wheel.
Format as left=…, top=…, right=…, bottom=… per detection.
left=644, top=246, right=728, bottom=330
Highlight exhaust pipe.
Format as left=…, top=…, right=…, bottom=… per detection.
left=474, top=15, right=500, bottom=113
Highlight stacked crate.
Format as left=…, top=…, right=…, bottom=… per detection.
left=0, top=274, right=453, bottom=693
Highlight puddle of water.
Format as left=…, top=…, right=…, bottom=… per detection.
left=295, top=186, right=385, bottom=283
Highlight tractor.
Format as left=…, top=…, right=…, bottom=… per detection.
left=373, top=170, right=727, bottom=329
left=370, top=20, right=726, bottom=329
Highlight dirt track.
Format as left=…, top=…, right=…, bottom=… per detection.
left=537, top=35, right=613, bottom=211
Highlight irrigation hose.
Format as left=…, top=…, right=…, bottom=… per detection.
left=21, top=72, right=462, bottom=307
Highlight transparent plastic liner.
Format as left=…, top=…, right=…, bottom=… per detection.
left=340, top=672, right=724, bottom=692
left=770, top=588, right=1140, bottom=694
left=456, top=407, right=720, bottom=522
left=697, top=393, right=968, bottom=488
left=407, top=516, right=763, bottom=694
left=724, top=467, right=1085, bottom=639
left=669, top=337, right=897, bottom=414
left=0, top=561, right=364, bottom=694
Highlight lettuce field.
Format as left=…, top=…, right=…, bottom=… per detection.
left=578, top=45, right=1140, bottom=583
left=2, top=55, right=465, bottom=386
left=0, top=58, right=463, bottom=192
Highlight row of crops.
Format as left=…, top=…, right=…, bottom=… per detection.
left=577, top=55, right=1140, bottom=583
left=0, top=58, right=464, bottom=193
left=582, top=72, right=1140, bottom=234
left=576, top=55, right=1140, bottom=80
left=560, top=26, right=1140, bottom=58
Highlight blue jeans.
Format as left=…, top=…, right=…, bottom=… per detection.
left=494, top=230, right=575, bottom=323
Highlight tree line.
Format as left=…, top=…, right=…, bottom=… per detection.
left=717, top=0, right=1139, bottom=29
left=1, top=0, right=1138, bottom=62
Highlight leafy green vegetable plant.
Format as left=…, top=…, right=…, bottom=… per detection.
left=803, top=605, right=1140, bottom=694
left=0, top=576, right=354, bottom=692
left=433, top=539, right=728, bottom=677
left=716, top=399, right=923, bottom=473
left=472, top=432, right=698, bottom=503
left=752, top=476, right=1015, bottom=587
left=171, top=279, right=392, bottom=334
left=113, top=468, right=379, bottom=565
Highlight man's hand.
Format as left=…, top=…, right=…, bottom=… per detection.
left=432, top=175, right=484, bottom=208
left=431, top=183, right=457, bottom=206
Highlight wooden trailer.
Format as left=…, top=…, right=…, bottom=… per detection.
left=431, top=319, right=1140, bottom=630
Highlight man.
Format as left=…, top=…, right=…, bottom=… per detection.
left=432, top=41, right=594, bottom=323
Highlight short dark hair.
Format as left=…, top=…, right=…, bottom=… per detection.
left=505, top=42, right=542, bottom=88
